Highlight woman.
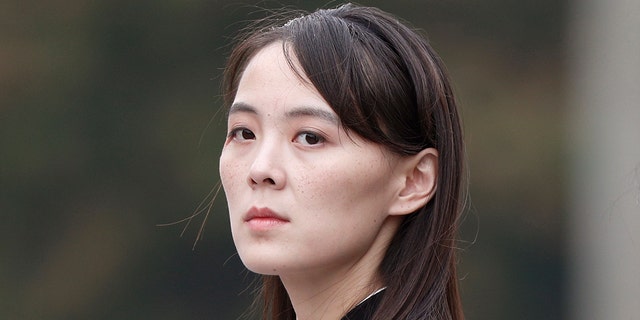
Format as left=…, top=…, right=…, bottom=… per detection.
left=219, top=3, right=465, bottom=319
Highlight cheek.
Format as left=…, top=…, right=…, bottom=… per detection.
left=294, top=168, right=336, bottom=202
left=296, top=166, right=358, bottom=211
left=303, top=158, right=393, bottom=213
left=219, top=154, right=243, bottom=196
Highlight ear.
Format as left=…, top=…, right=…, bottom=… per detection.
left=388, top=148, right=438, bottom=216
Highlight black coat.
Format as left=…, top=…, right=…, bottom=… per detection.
left=341, top=290, right=384, bottom=320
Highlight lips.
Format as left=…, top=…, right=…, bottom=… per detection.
left=244, top=207, right=289, bottom=230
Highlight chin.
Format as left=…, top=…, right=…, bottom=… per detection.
left=241, top=259, right=282, bottom=275
left=236, top=249, right=285, bottom=275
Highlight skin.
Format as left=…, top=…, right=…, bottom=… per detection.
left=219, top=42, right=438, bottom=320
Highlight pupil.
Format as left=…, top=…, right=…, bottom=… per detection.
left=305, top=134, right=318, bottom=144
left=242, top=129, right=254, bottom=139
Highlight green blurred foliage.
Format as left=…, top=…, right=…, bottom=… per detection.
left=1, top=0, right=566, bottom=319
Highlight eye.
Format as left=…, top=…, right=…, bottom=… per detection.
left=294, top=131, right=325, bottom=146
left=229, top=128, right=255, bottom=141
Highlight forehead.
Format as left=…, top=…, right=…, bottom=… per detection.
left=233, top=42, right=332, bottom=115
left=243, top=42, right=290, bottom=75
left=240, top=42, right=304, bottom=87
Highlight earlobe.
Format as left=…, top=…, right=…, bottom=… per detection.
left=389, top=148, right=438, bottom=216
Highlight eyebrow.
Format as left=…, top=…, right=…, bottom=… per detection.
left=229, top=102, right=339, bottom=125
left=228, top=102, right=258, bottom=116
left=285, top=106, right=339, bottom=125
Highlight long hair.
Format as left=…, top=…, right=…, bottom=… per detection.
left=223, top=4, right=465, bottom=319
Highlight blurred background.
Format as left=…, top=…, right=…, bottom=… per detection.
left=2, top=0, right=638, bottom=319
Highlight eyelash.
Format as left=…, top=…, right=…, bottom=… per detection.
left=228, top=127, right=255, bottom=141
left=227, top=127, right=326, bottom=146
left=295, top=131, right=325, bottom=146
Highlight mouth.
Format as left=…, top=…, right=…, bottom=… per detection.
left=244, top=207, right=289, bottom=230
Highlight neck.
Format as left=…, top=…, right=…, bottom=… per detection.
left=281, top=216, right=401, bottom=320
left=283, top=266, right=382, bottom=320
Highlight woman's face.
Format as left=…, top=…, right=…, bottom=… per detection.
left=219, top=42, right=408, bottom=277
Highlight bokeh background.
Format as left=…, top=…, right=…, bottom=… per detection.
left=2, top=0, right=638, bottom=319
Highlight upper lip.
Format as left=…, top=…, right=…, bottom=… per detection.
left=244, top=206, right=289, bottom=222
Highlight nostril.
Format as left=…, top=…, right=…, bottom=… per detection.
left=248, top=177, right=276, bottom=186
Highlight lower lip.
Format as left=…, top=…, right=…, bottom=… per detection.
left=246, top=217, right=288, bottom=231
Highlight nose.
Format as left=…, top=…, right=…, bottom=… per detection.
left=247, top=140, right=286, bottom=189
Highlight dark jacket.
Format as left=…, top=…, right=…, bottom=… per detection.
left=341, top=290, right=384, bottom=320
